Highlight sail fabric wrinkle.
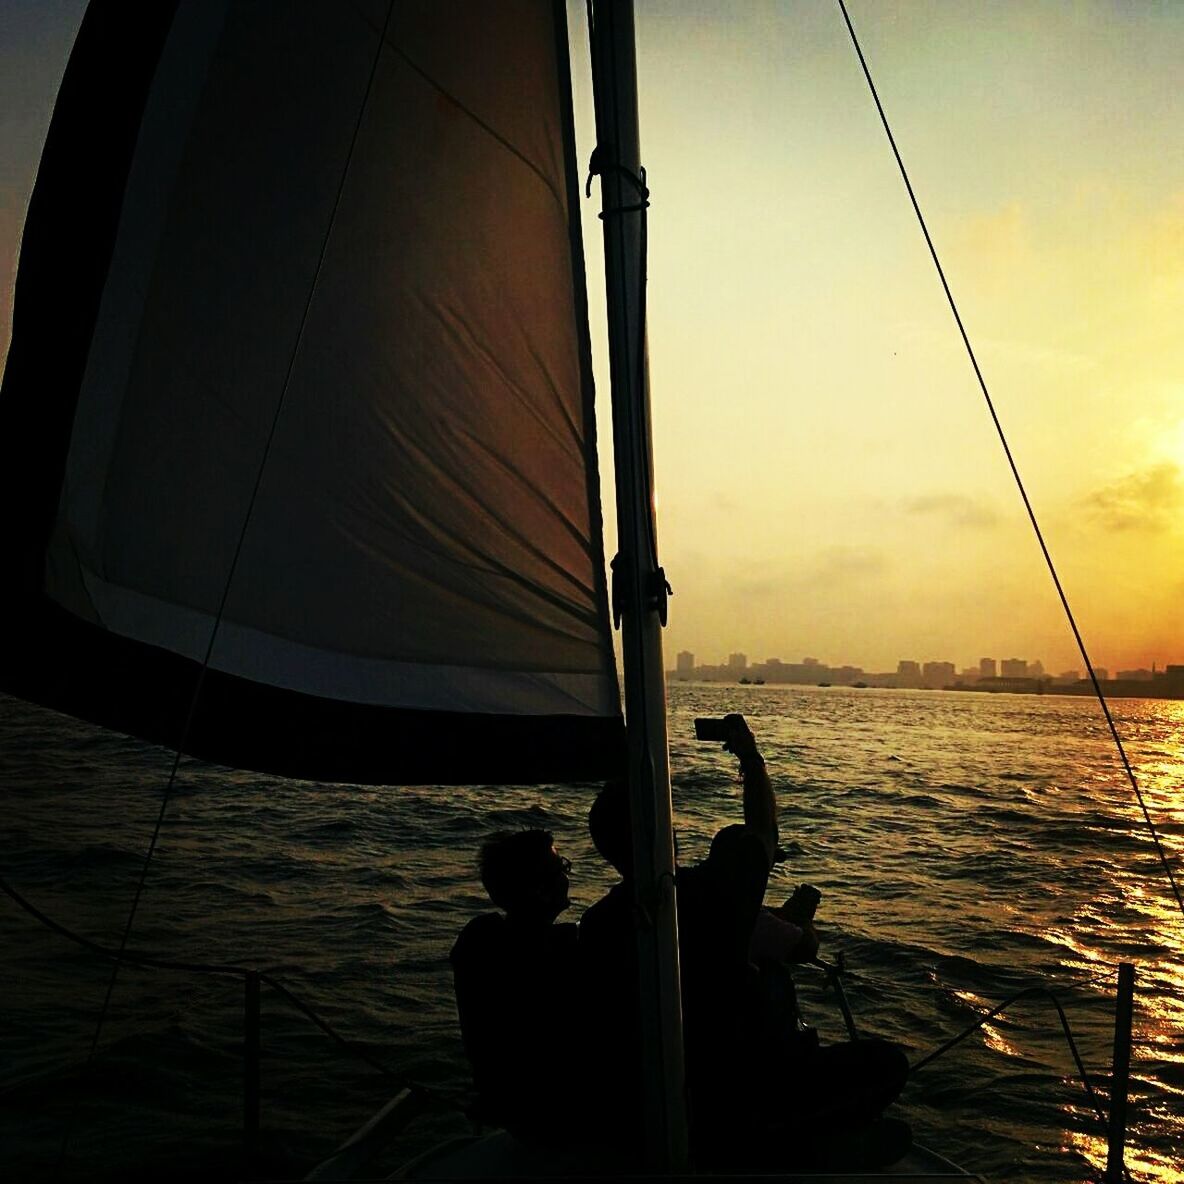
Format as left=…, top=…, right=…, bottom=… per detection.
left=1, top=0, right=623, bottom=779
left=48, top=0, right=615, bottom=709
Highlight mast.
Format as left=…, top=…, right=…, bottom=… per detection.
left=588, top=0, right=689, bottom=1169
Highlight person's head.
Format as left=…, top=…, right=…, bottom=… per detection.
left=707, top=823, right=751, bottom=864
left=589, top=778, right=633, bottom=878
left=478, top=828, right=570, bottom=923
left=706, top=823, right=767, bottom=904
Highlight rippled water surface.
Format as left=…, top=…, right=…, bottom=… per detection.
left=2, top=684, right=1182, bottom=1181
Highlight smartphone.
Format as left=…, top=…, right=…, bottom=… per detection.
left=694, top=717, right=731, bottom=741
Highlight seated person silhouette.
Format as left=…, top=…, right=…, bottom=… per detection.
left=450, top=828, right=582, bottom=1146
left=577, top=782, right=647, bottom=1156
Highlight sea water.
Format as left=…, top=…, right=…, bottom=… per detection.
left=2, top=684, right=1182, bottom=1182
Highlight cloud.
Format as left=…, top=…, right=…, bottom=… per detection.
left=903, top=494, right=999, bottom=529
left=728, top=546, right=889, bottom=600
left=1083, top=462, right=1183, bottom=531
left=732, top=573, right=786, bottom=600
left=788, top=546, right=890, bottom=590
left=812, top=546, right=889, bottom=581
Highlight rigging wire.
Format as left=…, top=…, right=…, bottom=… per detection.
left=910, top=983, right=1121, bottom=1174
left=803, top=959, right=1128, bottom=1178
left=57, top=1, right=401, bottom=1166
left=835, top=0, right=1184, bottom=926
left=912, top=982, right=1111, bottom=1087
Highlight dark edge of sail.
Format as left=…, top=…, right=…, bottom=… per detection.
left=1, top=599, right=625, bottom=785
left=0, top=0, right=181, bottom=593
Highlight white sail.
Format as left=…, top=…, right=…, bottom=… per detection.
left=0, top=0, right=622, bottom=783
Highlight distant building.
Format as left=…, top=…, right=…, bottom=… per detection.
left=1056, top=670, right=1080, bottom=684
left=979, top=658, right=997, bottom=679
left=922, top=661, right=956, bottom=688
left=1000, top=658, right=1028, bottom=678
left=833, top=665, right=864, bottom=684
left=1030, top=659, right=1045, bottom=678
left=728, top=652, right=747, bottom=670
left=676, top=650, right=694, bottom=676
left=1090, top=667, right=1109, bottom=682
left=1157, top=665, right=1184, bottom=691
left=897, top=660, right=921, bottom=688
left=1117, top=668, right=1153, bottom=681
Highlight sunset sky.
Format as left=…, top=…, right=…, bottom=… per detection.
left=574, top=0, right=1184, bottom=676
left=4, top=1, right=1182, bottom=677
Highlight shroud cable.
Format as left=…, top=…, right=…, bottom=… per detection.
left=835, top=0, right=1184, bottom=926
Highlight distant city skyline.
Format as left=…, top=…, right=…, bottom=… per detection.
left=670, top=646, right=1184, bottom=697
left=671, top=646, right=1178, bottom=684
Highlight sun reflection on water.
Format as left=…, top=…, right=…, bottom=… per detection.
left=1032, top=711, right=1184, bottom=1184
left=1064, top=1120, right=1184, bottom=1184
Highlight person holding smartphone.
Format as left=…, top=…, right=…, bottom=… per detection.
left=582, top=714, right=910, bottom=1169
left=581, top=714, right=780, bottom=1163
left=693, top=718, right=910, bottom=1171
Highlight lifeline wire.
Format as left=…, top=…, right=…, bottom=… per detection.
left=0, top=870, right=452, bottom=1096
left=910, top=982, right=1131, bottom=1182
left=836, top=0, right=1184, bottom=924
left=912, top=983, right=1129, bottom=1182
left=806, top=959, right=1124, bottom=1172
left=58, top=1, right=401, bottom=1165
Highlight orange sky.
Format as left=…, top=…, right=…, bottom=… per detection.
left=569, top=1, right=1184, bottom=675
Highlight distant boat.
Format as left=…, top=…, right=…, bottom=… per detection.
left=817, top=681, right=831, bottom=687
left=853, top=682, right=869, bottom=688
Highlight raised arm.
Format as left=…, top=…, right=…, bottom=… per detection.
left=723, top=714, right=778, bottom=867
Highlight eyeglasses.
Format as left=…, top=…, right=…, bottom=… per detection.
left=546, top=855, right=572, bottom=878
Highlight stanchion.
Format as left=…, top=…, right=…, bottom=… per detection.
left=245, top=970, right=261, bottom=1156
left=814, top=955, right=860, bottom=1040
left=1104, top=962, right=1135, bottom=1183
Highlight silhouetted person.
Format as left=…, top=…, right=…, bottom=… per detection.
left=450, top=828, right=581, bottom=1145
left=581, top=715, right=909, bottom=1169
left=581, top=715, right=775, bottom=1160
left=578, top=779, right=646, bottom=1155
left=675, top=715, right=781, bottom=1160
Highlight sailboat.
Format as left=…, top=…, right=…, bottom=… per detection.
left=1, top=2, right=1147, bottom=1180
